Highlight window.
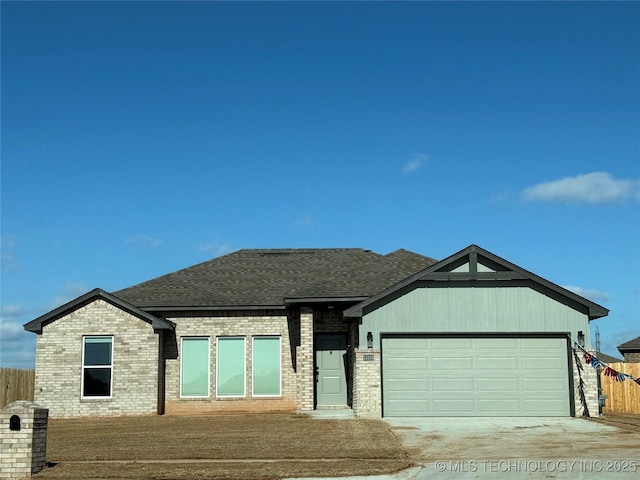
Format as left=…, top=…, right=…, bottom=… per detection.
left=252, top=337, right=281, bottom=396
left=181, top=337, right=210, bottom=397
left=216, top=337, right=245, bottom=397
left=82, top=336, right=113, bottom=398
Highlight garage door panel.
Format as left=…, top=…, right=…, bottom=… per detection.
left=432, top=378, right=474, bottom=391
left=386, top=356, right=428, bottom=370
left=433, top=399, right=475, bottom=414
left=382, top=336, right=570, bottom=417
left=477, top=378, right=519, bottom=391
left=432, top=357, right=473, bottom=369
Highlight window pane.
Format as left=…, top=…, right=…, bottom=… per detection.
left=217, top=337, right=245, bottom=396
left=83, top=368, right=111, bottom=396
left=84, top=337, right=112, bottom=366
left=253, top=337, right=281, bottom=396
left=181, top=338, right=209, bottom=397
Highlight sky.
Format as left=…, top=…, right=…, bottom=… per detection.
left=1, top=1, right=639, bottom=369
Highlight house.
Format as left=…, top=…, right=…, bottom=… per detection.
left=24, top=245, right=608, bottom=418
left=617, top=336, right=640, bottom=362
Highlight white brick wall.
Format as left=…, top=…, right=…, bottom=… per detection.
left=34, top=299, right=160, bottom=418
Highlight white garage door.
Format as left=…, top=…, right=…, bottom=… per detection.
left=382, top=336, right=570, bottom=417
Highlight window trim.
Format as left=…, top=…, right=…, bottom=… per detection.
left=252, top=336, right=282, bottom=397
left=81, top=335, right=114, bottom=399
left=180, top=337, right=211, bottom=399
left=216, top=336, right=246, bottom=398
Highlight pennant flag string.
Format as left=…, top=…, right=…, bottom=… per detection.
left=574, top=341, right=640, bottom=386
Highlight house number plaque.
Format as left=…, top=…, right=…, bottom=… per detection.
left=363, top=354, right=375, bottom=362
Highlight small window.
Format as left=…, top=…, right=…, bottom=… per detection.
left=181, top=337, right=210, bottom=398
left=216, top=337, right=245, bottom=397
left=82, top=336, right=113, bottom=398
left=252, top=337, right=281, bottom=396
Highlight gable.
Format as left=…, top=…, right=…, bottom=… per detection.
left=344, top=245, right=609, bottom=320
left=24, top=288, right=174, bottom=334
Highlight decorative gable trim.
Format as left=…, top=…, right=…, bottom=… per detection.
left=23, top=288, right=175, bottom=333
left=344, top=244, right=609, bottom=320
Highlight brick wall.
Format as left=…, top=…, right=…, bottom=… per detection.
left=352, top=349, right=381, bottom=418
left=163, top=311, right=298, bottom=415
left=572, top=348, right=599, bottom=417
left=34, top=299, right=160, bottom=418
left=622, top=352, right=640, bottom=362
left=0, top=401, right=48, bottom=479
left=296, top=308, right=314, bottom=412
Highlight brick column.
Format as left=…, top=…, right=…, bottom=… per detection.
left=0, top=401, right=49, bottom=479
left=572, top=348, right=598, bottom=417
left=297, top=308, right=314, bottom=412
left=353, top=349, right=382, bottom=418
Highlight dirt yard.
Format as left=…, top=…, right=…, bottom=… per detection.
left=33, top=414, right=413, bottom=479
left=588, top=413, right=640, bottom=432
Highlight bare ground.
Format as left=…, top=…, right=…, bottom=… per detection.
left=33, top=414, right=413, bottom=480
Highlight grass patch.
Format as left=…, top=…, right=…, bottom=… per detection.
left=35, top=414, right=412, bottom=479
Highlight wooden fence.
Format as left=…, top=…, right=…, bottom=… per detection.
left=0, top=368, right=35, bottom=409
left=600, top=362, right=640, bottom=414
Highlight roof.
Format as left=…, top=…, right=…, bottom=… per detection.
left=344, top=244, right=609, bottom=320
left=617, top=336, right=640, bottom=353
left=24, top=288, right=175, bottom=333
left=113, top=248, right=437, bottom=309
left=595, top=351, right=624, bottom=363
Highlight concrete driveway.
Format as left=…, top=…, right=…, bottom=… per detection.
left=386, top=417, right=640, bottom=479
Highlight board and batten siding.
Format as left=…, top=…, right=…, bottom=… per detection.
left=361, top=285, right=590, bottom=348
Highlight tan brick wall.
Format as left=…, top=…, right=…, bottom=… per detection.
left=163, top=312, right=298, bottom=415
left=352, top=349, right=381, bottom=418
left=34, top=299, right=160, bottom=418
left=572, top=348, right=599, bottom=417
left=622, top=352, right=640, bottom=362
left=296, top=309, right=314, bottom=412
left=0, top=402, right=48, bottom=479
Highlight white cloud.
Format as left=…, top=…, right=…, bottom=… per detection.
left=295, top=214, right=314, bottom=228
left=49, top=282, right=89, bottom=309
left=523, top=172, right=640, bottom=204
left=402, top=153, right=427, bottom=174
left=199, top=241, right=233, bottom=256
left=0, top=316, right=36, bottom=368
left=126, top=234, right=163, bottom=248
left=563, top=285, right=611, bottom=303
left=1, top=234, right=20, bottom=271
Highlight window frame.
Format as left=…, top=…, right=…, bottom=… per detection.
left=252, top=336, right=282, bottom=397
left=216, top=336, right=246, bottom=398
left=180, top=337, right=211, bottom=398
left=81, top=335, right=114, bottom=399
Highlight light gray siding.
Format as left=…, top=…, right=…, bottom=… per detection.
left=361, top=285, right=590, bottom=349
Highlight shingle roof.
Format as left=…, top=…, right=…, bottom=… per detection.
left=617, top=336, right=640, bottom=353
left=594, top=351, right=623, bottom=364
left=113, top=248, right=437, bottom=309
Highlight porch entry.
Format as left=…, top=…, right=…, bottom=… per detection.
left=315, top=333, right=348, bottom=407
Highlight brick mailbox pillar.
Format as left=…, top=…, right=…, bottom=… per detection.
left=0, top=401, right=49, bottom=479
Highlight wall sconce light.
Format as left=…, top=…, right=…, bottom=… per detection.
left=577, top=331, right=585, bottom=347
left=367, top=332, right=373, bottom=349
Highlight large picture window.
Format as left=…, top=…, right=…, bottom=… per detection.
left=216, top=337, right=245, bottom=397
left=181, top=337, right=210, bottom=397
left=252, top=337, right=281, bottom=396
left=82, top=336, right=113, bottom=398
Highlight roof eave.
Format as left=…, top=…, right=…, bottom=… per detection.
left=23, top=288, right=175, bottom=333
left=344, top=245, right=610, bottom=320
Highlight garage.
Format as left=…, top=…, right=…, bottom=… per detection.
left=382, top=336, right=571, bottom=417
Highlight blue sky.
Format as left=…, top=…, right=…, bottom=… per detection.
left=1, top=1, right=639, bottom=368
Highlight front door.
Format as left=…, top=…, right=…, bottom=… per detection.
left=315, top=334, right=348, bottom=407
